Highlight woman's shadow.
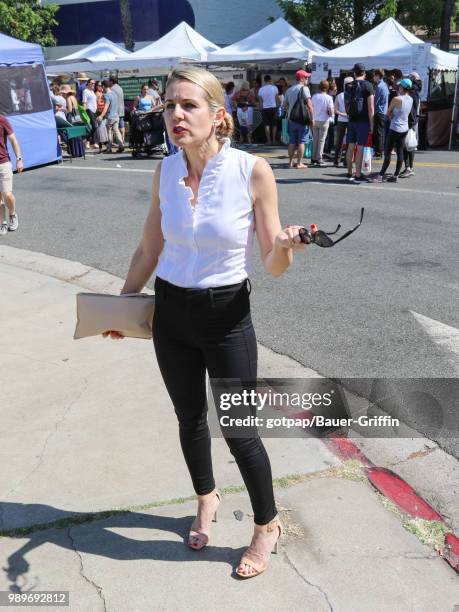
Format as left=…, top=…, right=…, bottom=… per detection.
left=1, top=501, right=243, bottom=591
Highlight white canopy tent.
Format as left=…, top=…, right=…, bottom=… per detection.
left=311, top=18, right=458, bottom=97
left=45, top=23, right=220, bottom=74
left=46, top=37, right=132, bottom=73
left=117, top=21, right=220, bottom=65
left=208, top=17, right=327, bottom=64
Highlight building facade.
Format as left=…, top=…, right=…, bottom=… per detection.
left=42, top=0, right=283, bottom=59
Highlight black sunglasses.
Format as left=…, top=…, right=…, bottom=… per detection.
left=299, top=208, right=365, bottom=247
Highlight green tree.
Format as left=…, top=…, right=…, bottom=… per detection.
left=276, top=0, right=451, bottom=46
left=0, top=0, right=59, bottom=47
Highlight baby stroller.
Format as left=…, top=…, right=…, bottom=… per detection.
left=129, top=109, right=168, bottom=158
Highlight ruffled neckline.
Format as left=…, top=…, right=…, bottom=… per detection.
left=178, top=139, right=231, bottom=210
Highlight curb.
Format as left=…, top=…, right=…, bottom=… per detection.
left=322, top=433, right=459, bottom=572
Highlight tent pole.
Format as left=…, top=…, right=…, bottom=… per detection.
left=448, top=70, right=458, bottom=151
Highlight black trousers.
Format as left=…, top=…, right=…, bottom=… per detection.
left=373, top=112, right=386, bottom=155
left=380, top=129, right=408, bottom=177
left=153, top=276, right=277, bottom=525
left=334, top=123, right=348, bottom=163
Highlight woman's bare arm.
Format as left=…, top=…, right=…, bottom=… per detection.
left=121, top=163, right=164, bottom=294
left=252, top=158, right=306, bottom=278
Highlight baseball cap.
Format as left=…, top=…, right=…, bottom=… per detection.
left=343, top=76, right=354, bottom=85
left=398, top=78, right=412, bottom=89
left=352, top=63, right=365, bottom=73
left=296, top=69, right=311, bottom=79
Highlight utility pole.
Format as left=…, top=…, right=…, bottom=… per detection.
left=440, top=0, right=454, bottom=51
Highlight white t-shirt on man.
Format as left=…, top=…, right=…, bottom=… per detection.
left=258, top=84, right=279, bottom=109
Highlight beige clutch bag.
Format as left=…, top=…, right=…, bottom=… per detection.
left=74, top=292, right=155, bottom=340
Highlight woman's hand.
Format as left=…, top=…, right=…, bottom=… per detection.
left=275, top=224, right=308, bottom=250
left=102, top=330, right=125, bottom=339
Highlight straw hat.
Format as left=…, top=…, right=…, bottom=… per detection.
left=77, top=72, right=89, bottom=80
left=59, top=84, right=74, bottom=95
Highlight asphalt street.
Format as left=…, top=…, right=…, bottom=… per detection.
left=4, top=147, right=459, bottom=451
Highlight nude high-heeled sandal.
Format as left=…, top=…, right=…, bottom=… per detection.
left=235, top=515, right=283, bottom=579
left=188, top=490, right=222, bottom=550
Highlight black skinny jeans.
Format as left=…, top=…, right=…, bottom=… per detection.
left=380, top=129, right=408, bottom=177
left=153, top=276, right=277, bottom=526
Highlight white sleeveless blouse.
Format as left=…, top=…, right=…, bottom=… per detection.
left=155, top=138, right=258, bottom=288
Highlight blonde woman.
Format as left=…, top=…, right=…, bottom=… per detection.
left=104, top=66, right=309, bottom=579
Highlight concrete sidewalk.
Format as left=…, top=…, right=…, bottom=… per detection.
left=0, top=246, right=457, bottom=611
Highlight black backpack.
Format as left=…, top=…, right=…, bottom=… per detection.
left=345, top=81, right=364, bottom=120
left=289, top=88, right=311, bottom=125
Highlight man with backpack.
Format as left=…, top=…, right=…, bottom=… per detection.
left=345, top=63, right=374, bottom=183
left=283, top=70, right=314, bottom=168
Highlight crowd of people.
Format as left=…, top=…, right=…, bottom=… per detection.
left=49, top=65, right=422, bottom=183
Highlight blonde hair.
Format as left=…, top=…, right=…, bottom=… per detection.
left=166, top=66, right=234, bottom=139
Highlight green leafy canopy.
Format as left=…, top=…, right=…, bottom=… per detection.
left=276, top=0, right=454, bottom=47
left=0, top=0, right=59, bottom=47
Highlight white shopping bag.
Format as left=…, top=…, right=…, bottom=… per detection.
left=405, top=128, right=418, bottom=150
left=362, top=146, right=372, bottom=175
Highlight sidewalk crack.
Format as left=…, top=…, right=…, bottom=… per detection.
left=282, top=547, right=334, bottom=611
left=67, top=526, right=107, bottom=611
left=7, top=378, right=88, bottom=497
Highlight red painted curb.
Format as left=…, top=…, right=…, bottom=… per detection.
left=322, top=434, right=374, bottom=467
left=442, top=533, right=459, bottom=572
left=364, top=467, right=443, bottom=521
left=321, top=434, right=459, bottom=572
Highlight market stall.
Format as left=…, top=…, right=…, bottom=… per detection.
left=0, top=32, right=60, bottom=169
left=311, top=18, right=458, bottom=148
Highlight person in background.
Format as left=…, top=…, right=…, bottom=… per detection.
left=371, top=78, right=413, bottom=183
left=0, top=112, right=23, bottom=236
left=276, top=82, right=285, bottom=144
left=133, top=84, right=162, bottom=112
left=283, top=69, right=313, bottom=169
left=400, top=72, right=422, bottom=178
left=258, top=75, right=280, bottom=145
left=50, top=82, right=67, bottom=120
left=236, top=101, right=254, bottom=145
left=385, top=70, right=402, bottom=142
left=223, top=82, right=235, bottom=115
left=372, top=69, right=389, bottom=157
left=109, top=77, right=126, bottom=145
left=147, top=79, right=162, bottom=106
left=94, top=81, right=109, bottom=153
left=334, top=76, right=353, bottom=167
left=345, top=63, right=374, bottom=183
left=324, top=78, right=337, bottom=155
left=82, top=79, right=98, bottom=148
left=277, top=77, right=288, bottom=91
left=97, top=80, right=124, bottom=153
left=250, top=78, right=262, bottom=108
left=310, top=79, right=334, bottom=167
left=59, top=84, right=79, bottom=121
left=233, top=81, right=255, bottom=108
left=76, top=73, right=89, bottom=104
